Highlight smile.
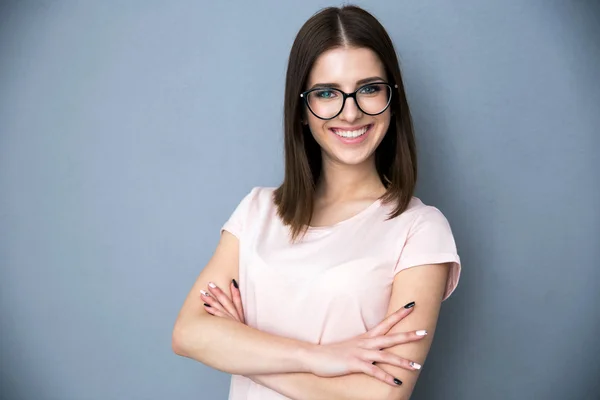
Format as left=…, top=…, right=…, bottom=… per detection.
left=330, top=124, right=372, bottom=139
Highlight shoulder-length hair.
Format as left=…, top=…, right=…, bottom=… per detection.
left=274, top=5, right=417, bottom=241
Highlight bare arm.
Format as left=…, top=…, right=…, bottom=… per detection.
left=244, top=263, right=451, bottom=400
left=249, top=373, right=392, bottom=400
left=172, top=231, right=314, bottom=375
left=172, top=231, right=417, bottom=381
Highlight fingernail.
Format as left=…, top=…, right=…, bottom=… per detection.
left=404, top=301, right=415, bottom=309
left=208, top=282, right=217, bottom=288
left=232, top=279, right=239, bottom=289
left=203, top=303, right=211, bottom=307
left=410, top=361, right=422, bottom=370
left=200, top=290, right=210, bottom=297
left=416, top=330, right=427, bottom=336
left=394, top=378, right=402, bottom=385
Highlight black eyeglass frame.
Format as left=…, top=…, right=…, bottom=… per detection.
left=300, top=82, right=398, bottom=121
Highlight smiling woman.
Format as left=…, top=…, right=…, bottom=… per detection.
left=172, top=5, right=461, bottom=400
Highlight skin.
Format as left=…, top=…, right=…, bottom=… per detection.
left=306, top=46, right=391, bottom=226
left=305, top=46, right=391, bottom=168
left=172, top=46, right=451, bottom=400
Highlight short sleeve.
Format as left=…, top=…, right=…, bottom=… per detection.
left=221, top=188, right=258, bottom=240
left=394, top=206, right=461, bottom=300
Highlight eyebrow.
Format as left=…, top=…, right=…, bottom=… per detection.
left=309, top=76, right=386, bottom=89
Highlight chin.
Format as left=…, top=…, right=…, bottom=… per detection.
left=329, top=152, right=375, bottom=166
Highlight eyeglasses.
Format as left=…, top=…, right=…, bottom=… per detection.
left=300, top=82, right=396, bottom=120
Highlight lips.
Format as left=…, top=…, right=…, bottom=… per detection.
left=330, top=124, right=372, bottom=139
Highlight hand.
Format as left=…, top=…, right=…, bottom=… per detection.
left=303, top=304, right=427, bottom=386
left=200, top=279, right=245, bottom=324
left=201, top=282, right=426, bottom=386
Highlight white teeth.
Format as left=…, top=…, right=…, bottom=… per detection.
left=332, top=125, right=370, bottom=138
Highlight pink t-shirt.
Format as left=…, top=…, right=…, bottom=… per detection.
left=222, top=187, right=461, bottom=400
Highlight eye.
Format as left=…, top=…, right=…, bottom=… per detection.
left=358, top=84, right=382, bottom=95
left=314, top=89, right=338, bottom=99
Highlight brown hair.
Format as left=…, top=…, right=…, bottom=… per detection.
left=274, top=5, right=417, bottom=241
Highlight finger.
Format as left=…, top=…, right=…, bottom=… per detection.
left=203, top=303, right=231, bottom=318
left=364, top=349, right=422, bottom=371
left=365, top=301, right=415, bottom=338
left=357, top=362, right=403, bottom=387
left=200, top=289, right=230, bottom=316
left=202, top=294, right=239, bottom=320
left=207, top=282, right=240, bottom=319
left=230, top=279, right=245, bottom=324
left=361, top=330, right=428, bottom=350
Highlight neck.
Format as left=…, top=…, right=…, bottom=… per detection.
left=316, top=155, right=386, bottom=202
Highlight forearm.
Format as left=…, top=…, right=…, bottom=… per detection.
left=249, top=373, right=405, bottom=400
left=172, top=315, right=313, bottom=375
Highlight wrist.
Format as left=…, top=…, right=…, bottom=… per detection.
left=295, top=342, right=319, bottom=373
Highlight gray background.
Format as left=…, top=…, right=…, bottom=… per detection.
left=1, top=0, right=599, bottom=399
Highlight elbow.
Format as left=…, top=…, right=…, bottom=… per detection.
left=171, top=323, right=187, bottom=356
left=171, top=319, right=204, bottom=357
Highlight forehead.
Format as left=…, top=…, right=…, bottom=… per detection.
left=307, top=47, right=386, bottom=88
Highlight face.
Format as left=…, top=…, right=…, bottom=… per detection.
left=304, top=46, right=392, bottom=167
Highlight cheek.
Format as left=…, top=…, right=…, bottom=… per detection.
left=374, top=112, right=392, bottom=134
left=307, top=116, right=328, bottom=138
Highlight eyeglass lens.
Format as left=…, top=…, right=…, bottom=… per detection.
left=306, top=83, right=391, bottom=119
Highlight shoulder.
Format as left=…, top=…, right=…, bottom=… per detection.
left=222, top=186, right=277, bottom=238
left=233, top=186, right=278, bottom=218
left=408, top=198, right=451, bottom=227
left=382, top=196, right=451, bottom=229
left=244, top=186, right=277, bottom=208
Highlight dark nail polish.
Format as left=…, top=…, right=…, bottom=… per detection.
left=232, top=279, right=239, bottom=289
left=404, top=301, right=415, bottom=309
left=394, top=378, right=402, bottom=385
left=203, top=303, right=211, bottom=307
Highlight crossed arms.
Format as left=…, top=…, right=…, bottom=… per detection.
left=172, top=231, right=450, bottom=400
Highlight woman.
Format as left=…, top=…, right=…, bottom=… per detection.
left=172, top=5, right=461, bottom=400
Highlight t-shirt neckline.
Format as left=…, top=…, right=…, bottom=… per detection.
left=306, top=198, right=382, bottom=233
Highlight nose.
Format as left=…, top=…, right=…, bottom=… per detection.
left=338, top=96, right=362, bottom=123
